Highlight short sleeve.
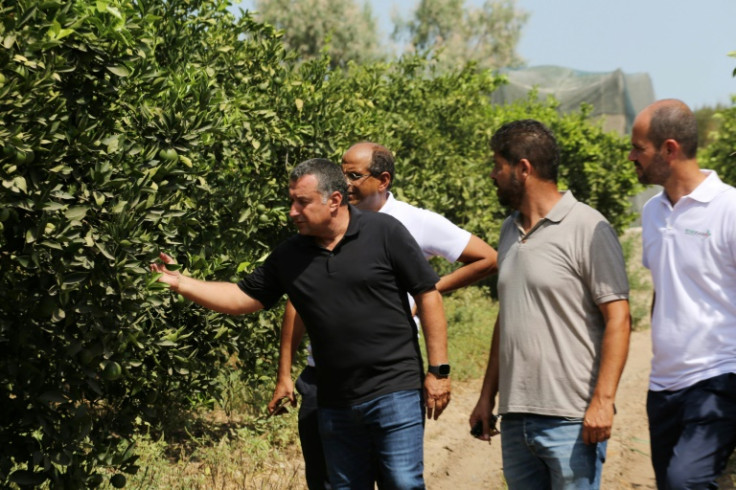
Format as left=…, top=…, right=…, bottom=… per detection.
left=384, top=216, right=440, bottom=296
left=416, top=209, right=472, bottom=262
left=237, top=252, right=285, bottom=309
left=584, top=220, right=630, bottom=305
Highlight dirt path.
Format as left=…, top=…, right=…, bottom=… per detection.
left=423, top=329, right=656, bottom=489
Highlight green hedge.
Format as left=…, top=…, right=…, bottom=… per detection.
left=0, top=0, right=640, bottom=485
left=702, top=98, right=736, bottom=186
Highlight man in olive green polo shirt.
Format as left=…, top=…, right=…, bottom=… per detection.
left=470, top=119, right=631, bottom=490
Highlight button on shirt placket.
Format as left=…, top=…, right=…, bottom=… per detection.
left=514, top=218, right=547, bottom=245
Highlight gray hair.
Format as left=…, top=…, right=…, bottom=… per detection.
left=290, top=158, right=348, bottom=205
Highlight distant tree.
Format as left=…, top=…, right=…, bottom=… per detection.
left=698, top=51, right=736, bottom=184
left=702, top=100, right=736, bottom=187
left=694, top=104, right=726, bottom=150
left=253, top=0, right=383, bottom=67
left=393, top=0, right=528, bottom=72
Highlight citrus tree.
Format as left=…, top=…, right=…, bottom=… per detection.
left=702, top=98, right=736, bottom=186
left=0, top=0, right=301, bottom=486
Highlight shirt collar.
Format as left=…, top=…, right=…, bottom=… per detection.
left=685, top=170, right=723, bottom=203
left=655, top=169, right=724, bottom=207
left=513, top=190, right=577, bottom=230
left=344, top=204, right=362, bottom=238
left=545, top=190, right=578, bottom=223
left=379, top=191, right=397, bottom=214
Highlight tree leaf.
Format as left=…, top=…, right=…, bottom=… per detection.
left=10, top=470, right=46, bottom=486
left=65, top=206, right=88, bottom=220
left=39, top=391, right=67, bottom=403
left=107, top=65, right=130, bottom=77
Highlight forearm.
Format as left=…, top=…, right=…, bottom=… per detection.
left=416, top=289, right=448, bottom=366
left=435, top=235, right=498, bottom=294
left=175, top=275, right=261, bottom=315
left=276, top=301, right=306, bottom=382
left=592, top=300, right=631, bottom=404
left=435, top=258, right=496, bottom=294
left=416, top=288, right=451, bottom=420
left=479, top=318, right=501, bottom=401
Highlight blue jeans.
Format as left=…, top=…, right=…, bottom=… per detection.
left=500, top=413, right=606, bottom=490
left=647, top=372, right=736, bottom=489
left=318, top=389, right=425, bottom=490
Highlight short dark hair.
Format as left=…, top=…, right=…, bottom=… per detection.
left=367, top=144, right=395, bottom=190
left=290, top=158, right=348, bottom=205
left=648, top=102, right=698, bottom=159
left=490, top=119, right=560, bottom=182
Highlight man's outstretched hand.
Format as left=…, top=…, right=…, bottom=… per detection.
left=150, top=252, right=182, bottom=290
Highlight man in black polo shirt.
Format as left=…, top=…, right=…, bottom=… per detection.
left=151, top=158, right=451, bottom=489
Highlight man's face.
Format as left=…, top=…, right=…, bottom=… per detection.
left=341, top=151, right=382, bottom=210
left=490, top=153, right=523, bottom=209
left=629, top=115, right=670, bottom=186
left=288, top=174, right=333, bottom=236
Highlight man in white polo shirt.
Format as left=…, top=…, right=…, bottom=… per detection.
left=630, top=99, right=736, bottom=489
left=269, top=142, right=498, bottom=489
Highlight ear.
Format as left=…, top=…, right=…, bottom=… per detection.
left=376, top=171, right=391, bottom=192
left=662, top=138, right=679, bottom=158
left=328, top=190, right=343, bottom=211
left=517, top=158, right=533, bottom=179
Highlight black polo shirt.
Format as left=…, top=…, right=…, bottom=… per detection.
left=238, top=206, right=440, bottom=407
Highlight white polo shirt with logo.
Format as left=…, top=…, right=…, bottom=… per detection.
left=642, top=170, right=736, bottom=391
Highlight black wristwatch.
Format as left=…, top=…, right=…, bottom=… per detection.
left=428, top=364, right=451, bottom=378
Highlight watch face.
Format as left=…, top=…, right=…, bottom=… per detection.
left=430, top=364, right=450, bottom=376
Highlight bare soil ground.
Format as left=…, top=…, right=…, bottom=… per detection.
left=276, top=327, right=735, bottom=489
left=423, top=328, right=656, bottom=489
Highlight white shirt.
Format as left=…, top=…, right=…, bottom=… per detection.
left=642, top=170, right=736, bottom=391
left=380, top=192, right=471, bottom=263
left=306, top=192, right=472, bottom=366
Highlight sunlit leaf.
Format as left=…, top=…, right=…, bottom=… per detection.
left=107, top=65, right=130, bottom=77
left=65, top=206, right=88, bottom=220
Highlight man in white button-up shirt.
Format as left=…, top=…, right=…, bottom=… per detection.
left=630, top=98, right=736, bottom=489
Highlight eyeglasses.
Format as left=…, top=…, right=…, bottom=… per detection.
left=344, top=171, right=374, bottom=182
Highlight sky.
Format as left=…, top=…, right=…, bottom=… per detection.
left=235, top=0, right=736, bottom=109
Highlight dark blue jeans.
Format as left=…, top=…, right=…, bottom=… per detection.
left=318, top=389, right=425, bottom=490
left=647, top=372, right=736, bottom=489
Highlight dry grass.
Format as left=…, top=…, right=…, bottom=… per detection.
left=620, top=228, right=653, bottom=331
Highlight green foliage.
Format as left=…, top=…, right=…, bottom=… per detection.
left=392, top=0, right=529, bottom=71
left=0, top=0, right=294, bottom=485
left=0, top=0, right=641, bottom=485
left=442, top=287, right=498, bottom=380
left=694, top=104, right=727, bottom=150
left=702, top=99, right=736, bottom=186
